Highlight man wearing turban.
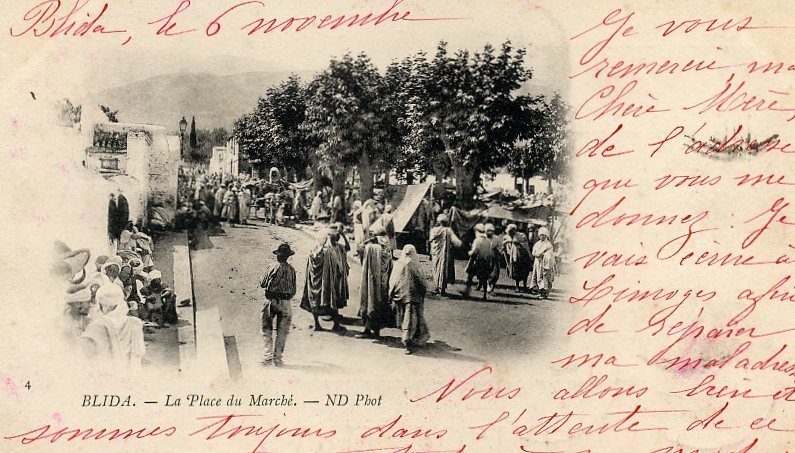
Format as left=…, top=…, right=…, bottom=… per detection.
left=428, top=213, right=462, bottom=296
left=300, top=224, right=349, bottom=332
left=529, top=227, right=556, bottom=299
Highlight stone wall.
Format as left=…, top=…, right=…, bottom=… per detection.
left=87, top=122, right=178, bottom=226
left=148, top=134, right=180, bottom=213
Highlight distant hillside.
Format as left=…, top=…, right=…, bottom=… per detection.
left=88, top=70, right=560, bottom=133
left=88, top=71, right=314, bottom=132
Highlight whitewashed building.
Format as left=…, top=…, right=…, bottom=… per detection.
left=84, top=122, right=180, bottom=225
left=209, top=146, right=227, bottom=176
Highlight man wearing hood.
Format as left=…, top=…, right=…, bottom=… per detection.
left=389, top=245, right=430, bottom=354
left=115, top=189, right=130, bottom=241
left=484, top=223, right=501, bottom=294
left=502, top=224, right=532, bottom=292
left=463, top=223, right=493, bottom=301
left=300, top=224, right=349, bottom=332
left=372, top=204, right=396, bottom=252
left=79, top=284, right=145, bottom=371
left=357, top=226, right=394, bottom=339
left=100, top=256, right=124, bottom=290
left=107, top=193, right=118, bottom=244
left=239, top=186, right=252, bottom=225
left=214, top=184, right=227, bottom=221
left=428, top=214, right=461, bottom=297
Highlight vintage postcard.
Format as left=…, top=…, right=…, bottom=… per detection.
left=1, top=0, right=793, bottom=451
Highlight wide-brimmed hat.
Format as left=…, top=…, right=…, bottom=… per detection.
left=51, top=241, right=91, bottom=282
left=94, top=255, right=109, bottom=269
left=506, top=223, right=518, bottom=232
left=485, top=223, right=495, bottom=233
left=64, top=281, right=100, bottom=304
left=474, top=223, right=485, bottom=233
left=538, top=227, right=550, bottom=237
left=273, top=243, right=295, bottom=257
left=102, top=255, right=122, bottom=268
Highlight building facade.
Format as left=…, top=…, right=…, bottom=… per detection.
left=85, top=122, right=180, bottom=226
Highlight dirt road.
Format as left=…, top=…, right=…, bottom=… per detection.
left=190, top=220, right=571, bottom=379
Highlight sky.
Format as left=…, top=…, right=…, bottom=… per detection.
left=2, top=0, right=570, bottom=99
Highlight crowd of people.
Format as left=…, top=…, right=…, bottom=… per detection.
left=54, top=192, right=180, bottom=371
left=176, top=167, right=430, bottom=237
left=49, top=160, right=562, bottom=374
left=177, top=167, right=362, bottom=231
left=260, top=208, right=558, bottom=362
left=177, top=167, right=559, bottom=365
left=445, top=221, right=557, bottom=301
left=258, top=220, right=430, bottom=363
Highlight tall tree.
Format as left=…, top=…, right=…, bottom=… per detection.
left=55, top=98, right=81, bottom=127
left=403, top=41, right=535, bottom=205
left=382, top=57, right=413, bottom=182
left=302, top=53, right=396, bottom=200
left=189, top=116, right=197, bottom=149
left=513, top=93, right=571, bottom=193
left=99, top=105, right=119, bottom=123
left=233, top=76, right=311, bottom=178
left=191, top=127, right=229, bottom=162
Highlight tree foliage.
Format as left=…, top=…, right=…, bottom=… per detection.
left=231, top=41, right=569, bottom=206
left=402, top=41, right=537, bottom=204
left=510, top=93, right=571, bottom=188
left=99, top=105, right=119, bottom=123
left=233, top=76, right=311, bottom=176
left=55, top=98, right=81, bottom=126
left=190, top=127, right=229, bottom=162
left=302, top=53, right=398, bottom=198
left=383, top=57, right=415, bottom=179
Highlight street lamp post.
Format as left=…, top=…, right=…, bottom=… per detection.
left=179, top=116, right=188, bottom=160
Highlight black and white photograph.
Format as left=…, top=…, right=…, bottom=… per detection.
left=15, top=4, right=571, bottom=380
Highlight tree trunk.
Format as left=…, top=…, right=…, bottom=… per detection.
left=332, top=167, right=346, bottom=198
left=547, top=170, right=554, bottom=194
left=311, top=159, right=323, bottom=193
left=451, top=159, right=479, bottom=208
left=358, top=154, right=374, bottom=200
left=434, top=165, right=445, bottom=184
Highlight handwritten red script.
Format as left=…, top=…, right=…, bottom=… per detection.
left=564, top=4, right=795, bottom=452
left=9, top=0, right=468, bottom=45
left=5, top=1, right=795, bottom=452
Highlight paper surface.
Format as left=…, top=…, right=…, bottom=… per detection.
left=1, top=1, right=794, bottom=452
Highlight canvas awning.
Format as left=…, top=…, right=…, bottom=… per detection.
left=480, top=205, right=548, bottom=226
left=391, top=182, right=432, bottom=233
left=448, top=206, right=483, bottom=236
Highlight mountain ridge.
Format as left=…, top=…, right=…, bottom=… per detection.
left=88, top=70, right=558, bottom=133
left=88, top=70, right=315, bottom=132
